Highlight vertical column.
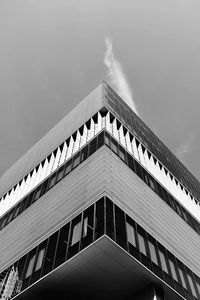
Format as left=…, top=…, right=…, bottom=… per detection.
left=79, top=125, right=87, bottom=148
left=119, top=125, right=126, bottom=148
left=125, top=131, right=133, bottom=155
left=94, top=112, right=102, bottom=135
left=52, top=148, right=61, bottom=173
left=66, top=136, right=74, bottom=160
left=105, top=112, right=112, bottom=134
left=131, top=137, right=140, bottom=161
left=112, top=118, right=119, bottom=141
left=58, top=142, right=67, bottom=166
left=73, top=131, right=81, bottom=154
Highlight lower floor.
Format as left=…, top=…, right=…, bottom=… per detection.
left=14, top=236, right=183, bottom=300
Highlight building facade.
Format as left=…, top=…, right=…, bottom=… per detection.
left=0, top=82, right=200, bottom=299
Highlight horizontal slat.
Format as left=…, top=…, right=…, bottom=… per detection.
left=0, top=147, right=200, bottom=279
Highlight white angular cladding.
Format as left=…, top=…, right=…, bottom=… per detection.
left=0, top=147, right=200, bottom=279
left=0, top=83, right=105, bottom=197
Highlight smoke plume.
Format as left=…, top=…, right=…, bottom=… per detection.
left=104, top=37, right=138, bottom=115
left=176, top=134, right=194, bottom=162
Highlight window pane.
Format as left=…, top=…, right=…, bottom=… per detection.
left=169, top=259, right=178, bottom=282
left=138, top=233, right=147, bottom=256
left=149, top=241, right=158, bottom=265
left=13, top=203, right=22, bottom=219
left=127, top=153, right=135, bottom=171
left=6, top=208, right=15, bottom=224
left=65, top=159, right=72, bottom=175
left=83, top=217, right=88, bottom=237
left=54, top=224, right=69, bottom=268
left=195, top=278, right=200, bottom=296
left=89, top=137, right=97, bottom=156
left=35, top=248, right=45, bottom=272
left=98, top=131, right=104, bottom=148
left=134, top=160, right=144, bottom=180
left=187, top=273, right=197, bottom=297
left=42, top=232, right=58, bottom=276
left=71, top=221, right=82, bottom=246
left=72, top=153, right=80, bottom=169
left=149, top=177, right=156, bottom=191
left=33, top=186, right=42, bottom=202
left=25, top=253, right=36, bottom=278
left=48, top=173, right=57, bottom=190
left=80, top=145, right=88, bottom=162
left=119, top=145, right=126, bottom=162
left=178, top=266, right=187, bottom=289
left=56, top=165, right=65, bottom=182
left=105, top=132, right=110, bottom=146
left=126, top=222, right=136, bottom=247
left=95, top=198, right=104, bottom=238
left=111, top=137, right=118, bottom=154
left=159, top=250, right=168, bottom=274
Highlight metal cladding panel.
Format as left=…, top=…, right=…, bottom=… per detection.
left=0, top=83, right=105, bottom=197
left=104, top=82, right=200, bottom=202
left=0, top=147, right=200, bottom=278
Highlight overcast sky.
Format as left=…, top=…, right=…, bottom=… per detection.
left=1, top=0, right=200, bottom=181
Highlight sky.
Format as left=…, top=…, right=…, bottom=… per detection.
left=1, top=0, right=200, bottom=181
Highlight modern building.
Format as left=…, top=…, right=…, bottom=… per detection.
left=0, top=82, right=200, bottom=300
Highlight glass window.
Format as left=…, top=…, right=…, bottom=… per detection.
left=81, top=145, right=88, bottom=162
left=24, top=191, right=34, bottom=210
left=169, top=258, right=178, bottom=282
left=48, top=172, right=57, bottom=190
left=119, top=145, right=126, bottom=162
left=127, top=153, right=135, bottom=171
left=138, top=233, right=147, bottom=256
left=56, top=165, right=65, bottom=182
left=178, top=266, right=187, bottom=289
left=187, top=272, right=198, bottom=298
left=25, top=252, right=36, bottom=278
left=111, top=137, right=118, bottom=154
left=54, top=224, right=69, bottom=268
left=182, top=210, right=189, bottom=223
left=82, top=206, right=94, bottom=240
left=41, top=232, right=58, bottom=276
left=149, top=175, right=156, bottom=191
left=83, top=216, right=89, bottom=238
left=35, top=248, right=45, bottom=272
left=126, top=222, right=136, bottom=247
left=7, top=208, right=16, bottom=223
left=71, top=220, right=82, bottom=246
left=115, top=206, right=126, bottom=248
left=159, top=249, right=168, bottom=274
left=72, top=153, right=80, bottom=169
left=105, top=132, right=110, bottom=147
left=64, top=159, right=72, bottom=175
left=98, top=131, right=104, bottom=149
left=95, top=198, right=105, bottom=239
left=0, top=216, right=8, bottom=229
left=195, top=278, right=200, bottom=296
left=33, top=186, right=42, bottom=202
left=134, top=160, right=144, bottom=180
left=148, top=241, right=158, bottom=265
left=13, top=203, right=22, bottom=219
left=89, top=137, right=97, bottom=156
left=156, top=183, right=164, bottom=199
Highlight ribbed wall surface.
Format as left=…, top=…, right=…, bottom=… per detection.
left=0, top=147, right=200, bottom=280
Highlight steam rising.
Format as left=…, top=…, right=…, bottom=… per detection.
left=104, top=37, right=138, bottom=115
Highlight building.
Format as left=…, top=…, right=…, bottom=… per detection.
left=0, top=82, right=200, bottom=300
